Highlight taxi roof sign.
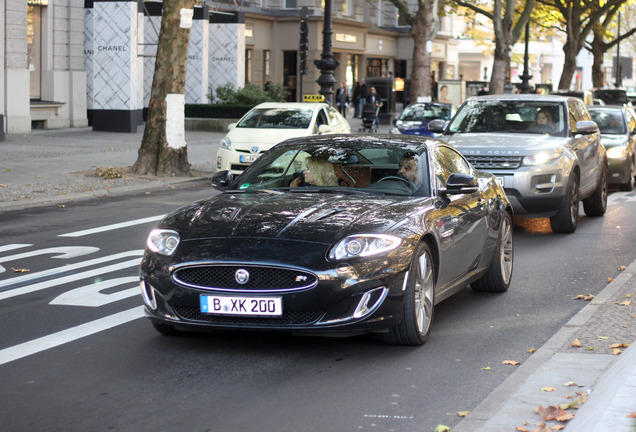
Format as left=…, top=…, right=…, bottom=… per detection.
left=303, top=94, right=325, bottom=102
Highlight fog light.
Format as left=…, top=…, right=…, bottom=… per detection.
left=353, top=287, right=388, bottom=319
left=140, top=280, right=157, bottom=310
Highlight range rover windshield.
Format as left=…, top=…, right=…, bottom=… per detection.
left=448, top=100, right=566, bottom=137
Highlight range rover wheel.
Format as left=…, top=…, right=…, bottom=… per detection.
left=550, top=173, right=579, bottom=234
left=619, top=158, right=635, bottom=192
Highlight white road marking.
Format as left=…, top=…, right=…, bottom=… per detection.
left=0, top=246, right=99, bottom=274
left=0, top=256, right=142, bottom=301
left=0, top=306, right=144, bottom=366
left=50, top=276, right=139, bottom=307
left=58, top=215, right=165, bottom=237
left=0, top=244, right=32, bottom=253
left=0, top=250, right=143, bottom=292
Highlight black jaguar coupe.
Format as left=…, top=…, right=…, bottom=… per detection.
left=140, top=134, right=514, bottom=345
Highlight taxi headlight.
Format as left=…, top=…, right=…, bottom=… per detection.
left=523, top=150, right=562, bottom=166
left=221, top=137, right=231, bottom=150
left=329, top=234, right=402, bottom=260
left=606, top=146, right=627, bottom=159
left=389, top=127, right=402, bottom=134
left=147, top=229, right=180, bottom=256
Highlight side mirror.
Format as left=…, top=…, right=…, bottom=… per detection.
left=575, top=120, right=599, bottom=135
left=428, top=119, right=446, bottom=133
left=211, top=170, right=234, bottom=190
left=227, top=123, right=237, bottom=132
left=393, top=118, right=398, bottom=125
left=318, top=124, right=332, bottom=134
left=440, top=173, right=479, bottom=195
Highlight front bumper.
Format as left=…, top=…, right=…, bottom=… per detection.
left=608, top=157, right=632, bottom=185
left=216, top=147, right=265, bottom=175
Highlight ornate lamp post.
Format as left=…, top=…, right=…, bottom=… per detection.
left=314, top=0, right=339, bottom=105
left=519, top=21, right=533, bottom=93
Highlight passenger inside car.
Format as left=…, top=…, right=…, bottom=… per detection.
left=290, top=157, right=339, bottom=187
left=528, top=108, right=558, bottom=134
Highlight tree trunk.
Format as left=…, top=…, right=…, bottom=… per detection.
left=489, top=39, right=510, bottom=94
left=409, top=1, right=435, bottom=102
left=131, top=0, right=195, bottom=176
left=590, top=34, right=606, bottom=88
left=558, top=40, right=579, bottom=90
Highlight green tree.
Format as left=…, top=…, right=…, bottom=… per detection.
left=454, top=0, right=535, bottom=94
left=132, top=0, right=197, bottom=176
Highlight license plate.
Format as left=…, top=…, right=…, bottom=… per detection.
left=496, top=177, right=505, bottom=186
left=239, top=155, right=258, bottom=163
left=200, top=295, right=283, bottom=316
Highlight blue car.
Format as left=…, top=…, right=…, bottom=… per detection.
left=390, top=102, right=454, bottom=137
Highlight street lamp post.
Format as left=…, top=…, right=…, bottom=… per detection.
left=615, top=12, right=622, bottom=88
left=314, top=0, right=339, bottom=105
left=519, top=21, right=533, bottom=93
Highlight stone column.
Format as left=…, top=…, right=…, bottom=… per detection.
left=84, top=0, right=94, bottom=125
left=91, top=0, right=142, bottom=132
left=208, top=11, right=245, bottom=98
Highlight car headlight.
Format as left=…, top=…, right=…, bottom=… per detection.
left=329, top=234, right=402, bottom=260
left=523, top=150, right=563, bottom=166
left=606, top=146, right=627, bottom=159
left=147, top=229, right=180, bottom=256
left=389, top=127, right=402, bottom=134
left=221, top=137, right=231, bottom=150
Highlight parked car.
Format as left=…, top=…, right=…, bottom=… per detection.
left=389, top=102, right=454, bottom=137
left=550, top=90, right=593, bottom=106
left=141, top=134, right=514, bottom=346
left=216, top=102, right=351, bottom=175
left=592, top=89, right=632, bottom=107
left=429, top=94, right=607, bottom=233
left=588, top=105, right=636, bottom=191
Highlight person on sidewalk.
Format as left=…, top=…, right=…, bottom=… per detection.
left=358, top=79, right=368, bottom=118
left=335, top=82, right=348, bottom=118
left=352, top=82, right=362, bottom=118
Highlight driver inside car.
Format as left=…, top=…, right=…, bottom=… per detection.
left=398, top=152, right=427, bottom=195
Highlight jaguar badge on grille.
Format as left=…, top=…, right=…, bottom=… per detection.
left=235, top=269, right=250, bottom=284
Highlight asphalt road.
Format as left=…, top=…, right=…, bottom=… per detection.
left=0, top=184, right=634, bottom=432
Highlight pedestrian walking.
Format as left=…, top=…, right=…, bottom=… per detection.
left=336, top=82, right=348, bottom=118
left=352, top=82, right=362, bottom=118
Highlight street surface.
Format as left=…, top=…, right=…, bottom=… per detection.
left=0, top=184, right=634, bottom=431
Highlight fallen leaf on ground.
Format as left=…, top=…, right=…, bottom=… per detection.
left=598, top=336, right=609, bottom=340
left=552, top=425, right=566, bottom=430
left=617, top=300, right=632, bottom=306
left=571, top=338, right=582, bottom=348
left=456, top=411, right=471, bottom=417
left=585, top=346, right=595, bottom=351
left=536, top=405, right=567, bottom=421
left=481, top=366, right=491, bottom=370
left=612, top=348, right=622, bottom=355
left=11, top=267, right=30, bottom=273
left=434, top=425, right=450, bottom=432
left=626, top=293, right=633, bottom=298
left=531, top=421, right=552, bottom=431
left=502, top=360, right=520, bottom=365
left=528, top=347, right=536, bottom=353
left=541, top=387, right=557, bottom=392
left=607, top=277, right=613, bottom=283
left=618, top=266, right=627, bottom=271
left=515, top=427, right=529, bottom=431
left=627, top=412, right=636, bottom=418
left=0, top=184, right=6, bottom=187
left=572, top=294, right=594, bottom=301
left=609, top=343, right=630, bottom=348
left=564, top=382, right=583, bottom=387
left=555, top=413, right=575, bottom=422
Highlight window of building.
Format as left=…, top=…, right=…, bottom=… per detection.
left=27, top=5, right=42, bottom=100
left=285, top=0, right=297, bottom=9
left=367, top=58, right=388, bottom=78
left=245, top=48, right=253, bottom=83
left=263, top=50, right=270, bottom=81
left=342, top=0, right=352, bottom=16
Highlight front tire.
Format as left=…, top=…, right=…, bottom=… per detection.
left=583, top=164, right=607, bottom=216
left=472, top=211, right=513, bottom=293
left=550, top=173, right=579, bottom=233
left=619, top=158, right=635, bottom=192
left=381, top=243, right=436, bottom=346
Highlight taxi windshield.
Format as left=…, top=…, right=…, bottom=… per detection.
left=237, top=108, right=314, bottom=129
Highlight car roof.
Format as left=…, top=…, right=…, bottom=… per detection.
left=465, top=94, right=571, bottom=103
left=252, top=102, right=327, bottom=110
left=588, top=105, right=627, bottom=112
left=277, top=133, right=440, bottom=151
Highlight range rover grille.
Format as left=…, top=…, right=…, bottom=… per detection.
left=467, top=155, right=523, bottom=170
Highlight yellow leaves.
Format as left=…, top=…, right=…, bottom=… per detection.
left=502, top=360, right=521, bottom=366
left=571, top=338, right=581, bottom=348
left=616, top=300, right=632, bottom=306
left=456, top=411, right=471, bottom=418
left=0, top=183, right=6, bottom=187
left=607, top=277, right=613, bottom=283
left=612, top=348, right=622, bottom=355
left=572, top=294, right=594, bottom=301
left=528, top=347, right=536, bottom=353
left=11, top=267, right=30, bottom=273
left=433, top=425, right=451, bottom=432
left=617, top=265, right=627, bottom=271
left=541, top=387, right=557, bottom=392
left=609, top=343, right=631, bottom=349
left=481, top=366, right=491, bottom=370
left=535, top=405, right=574, bottom=422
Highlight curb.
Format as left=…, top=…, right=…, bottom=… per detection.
left=452, top=259, right=636, bottom=432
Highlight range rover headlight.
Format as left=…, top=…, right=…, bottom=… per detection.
left=329, top=234, right=402, bottom=260
left=606, top=146, right=627, bottom=159
left=147, top=229, right=180, bottom=256
left=523, top=150, right=562, bottom=166
left=221, top=137, right=231, bottom=150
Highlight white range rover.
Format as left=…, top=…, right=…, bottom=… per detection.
left=429, top=94, right=608, bottom=233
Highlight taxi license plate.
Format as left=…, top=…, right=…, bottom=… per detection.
left=239, top=155, right=258, bottom=163
left=200, top=295, right=282, bottom=316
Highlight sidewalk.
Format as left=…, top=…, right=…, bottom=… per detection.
left=1, top=123, right=634, bottom=431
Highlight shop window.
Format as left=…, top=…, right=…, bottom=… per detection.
left=27, top=5, right=42, bottom=100
left=263, top=50, right=270, bottom=81
left=367, top=58, right=388, bottom=78
left=245, top=48, right=253, bottom=83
